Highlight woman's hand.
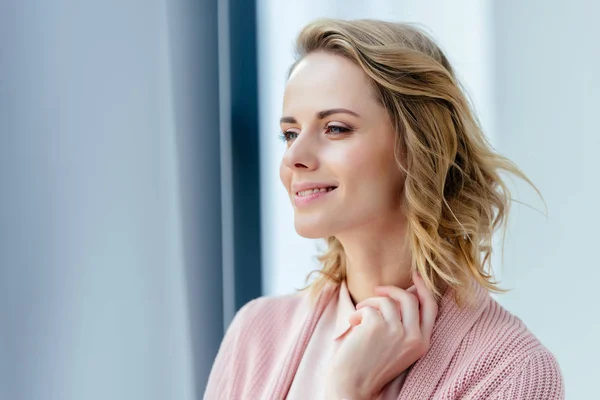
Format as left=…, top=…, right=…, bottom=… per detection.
left=324, top=271, right=438, bottom=400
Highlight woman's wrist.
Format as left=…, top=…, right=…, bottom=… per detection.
left=324, top=366, right=380, bottom=400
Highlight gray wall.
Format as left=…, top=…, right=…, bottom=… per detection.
left=0, top=1, right=226, bottom=399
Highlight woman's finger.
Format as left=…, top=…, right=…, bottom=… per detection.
left=405, top=285, right=423, bottom=325
left=355, top=296, right=402, bottom=325
left=374, top=285, right=420, bottom=334
left=412, top=271, right=438, bottom=337
left=348, top=305, right=383, bottom=327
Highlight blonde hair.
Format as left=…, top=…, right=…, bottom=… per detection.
left=288, top=18, right=543, bottom=307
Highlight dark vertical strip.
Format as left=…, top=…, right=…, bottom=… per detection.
left=167, top=0, right=262, bottom=395
left=165, top=0, right=222, bottom=397
left=229, top=0, right=263, bottom=310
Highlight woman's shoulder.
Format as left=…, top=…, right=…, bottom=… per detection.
left=418, top=291, right=564, bottom=398
left=237, top=289, right=309, bottom=320
left=440, top=285, right=558, bottom=360
left=461, top=296, right=564, bottom=397
left=227, top=289, right=314, bottom=340
left=472, top=296, right=552, bottom=355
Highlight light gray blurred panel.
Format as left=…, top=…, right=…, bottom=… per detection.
left=493, top=1, right=600, bottom=398
left=0, top=1, right=198, bottom=399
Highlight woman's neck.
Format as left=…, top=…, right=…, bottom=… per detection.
left=336, top=220, right=412, bottom=305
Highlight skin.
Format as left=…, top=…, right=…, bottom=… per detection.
left=279, top=51, right=438, bottom=399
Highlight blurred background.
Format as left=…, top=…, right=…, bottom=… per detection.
left=1, top=0, right=597, bottom=399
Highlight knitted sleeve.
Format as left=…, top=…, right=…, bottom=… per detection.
left=203, top=298, right=258, bottom=400
left=491, top=348, right=565, bottom=399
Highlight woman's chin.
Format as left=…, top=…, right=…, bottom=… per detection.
left=293, top=220, right=330, bottom=239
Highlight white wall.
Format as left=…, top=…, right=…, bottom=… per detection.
left=491, top=1, right=600, bottom=398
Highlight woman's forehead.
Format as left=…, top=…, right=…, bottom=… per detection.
left=282, top=54, right=375, bottom=115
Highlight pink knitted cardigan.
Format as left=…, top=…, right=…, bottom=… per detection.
left=204, top=280, right=564, bottom=399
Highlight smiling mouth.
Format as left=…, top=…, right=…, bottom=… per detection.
left=296, top=186, right=337, bottom=197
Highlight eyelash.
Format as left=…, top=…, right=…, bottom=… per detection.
left=278, top=125, right=353, bottom=143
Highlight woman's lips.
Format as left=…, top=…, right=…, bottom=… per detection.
left=294, top=187, right=337, bottom=208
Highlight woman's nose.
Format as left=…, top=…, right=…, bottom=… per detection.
left=282, top=134, right=318, bottom=170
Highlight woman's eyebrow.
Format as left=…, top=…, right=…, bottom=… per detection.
left=279, top=108, right=360, bottom=124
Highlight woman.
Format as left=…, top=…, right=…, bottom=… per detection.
left=204, top=18, right=564, bottom=399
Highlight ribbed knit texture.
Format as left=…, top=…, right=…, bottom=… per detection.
left=204, top=281, right=564, bottom=399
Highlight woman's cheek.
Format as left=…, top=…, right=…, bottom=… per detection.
left=326, top=142, right=373, bottom=177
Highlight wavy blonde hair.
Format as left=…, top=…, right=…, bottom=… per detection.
left=289, top=18, right=542, bottom=307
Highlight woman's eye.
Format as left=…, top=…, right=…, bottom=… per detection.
left=278, top=131, right=298, bottom=142
left=278, top=125, right=351, bottom=143
left=325, top=125, right=351, bottom=135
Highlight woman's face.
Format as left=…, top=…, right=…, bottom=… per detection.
left=279, top=51, right=405, bottom=239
